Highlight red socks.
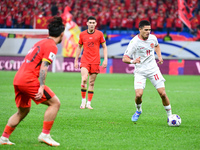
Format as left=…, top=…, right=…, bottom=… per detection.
left=42, top=121, right=54, bottom=134
left=88, top=91, right=94, bottom=102
left=81, top=89, right=87, bottom=99
left=2, top=125, right=15, bottom=138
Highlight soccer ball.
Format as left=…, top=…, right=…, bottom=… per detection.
left=167, top=114, right=181, bottom=127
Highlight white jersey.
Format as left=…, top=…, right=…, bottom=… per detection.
left=124, top=34, right=159, bottom=74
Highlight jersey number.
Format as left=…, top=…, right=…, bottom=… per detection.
left=154, top=74, right=159, bottom=80
left=146, top=50, right=150, bottom=56
left=27, top=46, right=40, bottom=63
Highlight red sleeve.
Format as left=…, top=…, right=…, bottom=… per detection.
left=42, top=43, right=57, bottom=64
left=78, top=32, right=83, bottom=45
left=100, top=31, right=105, bottom=44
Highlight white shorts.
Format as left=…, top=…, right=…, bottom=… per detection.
left=134, top=70, right=166, bottom=89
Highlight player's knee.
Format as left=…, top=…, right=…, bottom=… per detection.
left=51, top=97, right=60, bottom=110
left=89, top=81, right=95, bottom=87
left=55, top=98, right=61, bottom=110
left=82, top=75, right=87, bottom=83
left=18, top=107, right=30, bottom=115
left=159, top=91, right=167, bottom=99
left=135, top=92, right=143, bottom=99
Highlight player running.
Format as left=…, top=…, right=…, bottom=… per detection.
left=0, top=17, right=64, bottom=146
left=74, top=16, right=107, bottom=109
left=122, top=20, right=172, bottom=122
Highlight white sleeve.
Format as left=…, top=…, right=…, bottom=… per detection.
left=124, top=39, right=137, bottom=58
left=154, top=35, right=158, bottom=46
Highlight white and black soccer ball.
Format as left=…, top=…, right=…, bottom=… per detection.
left=167, top=114, right=181, bottom=127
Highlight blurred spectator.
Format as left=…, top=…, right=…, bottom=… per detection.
left=174, top=14, right=183, bottom=32
left=5, top=12, right=12, bottom=28
left=163, top=31, right=173, bottom=41
left=196, top=25, right=200, bottom=41
left=51, top=2, right=58, bottom=16
left=24, top=12, right=32, bottom=28
left=151, top=15, right=157, bottom=32
left=16, top=13, right=23, bottom=28
left=156, top=13, right=165, bottom=32
left=166, top=13, right=174, bottom=33
left=191, top=16, right=199, bottom=33
left=127, top=16, right=134, bottom=31
left=109, top=16, right=117, bottom=30
left=0, top=12, right=5, bottom=28
left=196, top=10, right=200, bottom=25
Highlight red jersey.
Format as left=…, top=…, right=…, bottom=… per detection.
left=79, top=30, right=105, bottom=64
left=13, top=38, right=57, bottom=85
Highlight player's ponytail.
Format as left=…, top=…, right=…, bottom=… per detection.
left=47, top=17, right=65, bottom=37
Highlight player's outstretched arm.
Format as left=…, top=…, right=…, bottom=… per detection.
left=35, top=61, right=50, bottom=100
left=155, top=44, right=163, bottom=64
left=102, top=42, right=107, bottom=68
left=74, top=44, right=82, bottom=69
left=122, top=55, right=140, bottom=64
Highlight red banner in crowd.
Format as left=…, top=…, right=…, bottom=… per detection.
left=34, top=16, right=52, bottom=29
left=178, top=0, right=194, bottom=29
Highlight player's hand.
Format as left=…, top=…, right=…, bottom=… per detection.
left=157, top=57, right=163, bottom=65
left=74, top=60, right=78, bottom=69
left=134, top=57, right=141, bottom=64
left=35, top=86, right=44, bottom=100
left=102, top=60, right=107, bottom=68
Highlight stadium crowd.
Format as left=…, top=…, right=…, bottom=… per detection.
left=0, top=0, right=200, bottom=33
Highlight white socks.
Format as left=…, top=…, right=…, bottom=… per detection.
left=135, top=103, right=142, bottom=112
left=82, top=98, right=86, bottom=103
left=164, top=105, right=172, bottom=116
left=87, top=101, right=91, bottom=105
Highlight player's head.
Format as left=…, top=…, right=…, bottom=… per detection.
left=87, top=16, right=97, bottom=31
left=48, top=16, right=65, bottom=43
left=139, top=20, right=151, bottom=40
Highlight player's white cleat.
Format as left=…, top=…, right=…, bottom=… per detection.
left=86, top=104, right=93, bottom=109
left=0, top=136, right=15, bottom=145
left=38, top=133, right=60, bottom=146
left=80, top=101, right=86, bottom=109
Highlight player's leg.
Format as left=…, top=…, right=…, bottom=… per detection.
left=0, top=85, right=31, bottom=145
left=149, top=71, right=172, bottom=117
left=0, top=107, right=30, bottom=145
left=132, top=89, right=143, bottom=122
left=86, top=73, right=98, bottom=109
left=132, top=73, right=146, bottom=122
left=38, top=95, right=60, bottom=146
left=80, top=67, right=89, bottom=109
left=157, top=87, right=172, bottom=117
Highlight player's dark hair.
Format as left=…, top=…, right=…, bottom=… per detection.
left=47, top=17, right=65, bottom=37
left=87, top=16, right=96, bottom=22
left=139, top=20, right=151, bottom=29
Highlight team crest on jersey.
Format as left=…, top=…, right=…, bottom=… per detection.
left=150, top=43, right=154, bottom=48
left=48, top=52, right=56, bottom=61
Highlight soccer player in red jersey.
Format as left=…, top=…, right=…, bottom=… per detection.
left=74, top=16, right=107, bottom=109
left=0, top=17, right=65, bottom=146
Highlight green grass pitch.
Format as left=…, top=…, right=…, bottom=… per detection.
left=0, top=71, right=199, bottom=150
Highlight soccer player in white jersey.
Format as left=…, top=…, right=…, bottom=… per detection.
left=122, top=20, right=172, bottom=122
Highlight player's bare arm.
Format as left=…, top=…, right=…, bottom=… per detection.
left=35, top=61, right=50, bottom=100
left=74, top=44, right=82, bottom=69
left=122, top=55, right=141, bottom=64
left=101, top=42, right=108, bottom=68
left=155, top=44, right=163, bottom=64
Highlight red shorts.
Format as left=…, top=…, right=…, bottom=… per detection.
left=14, top=85, right=55, bottom=108
left=80, top=63, right=100, bottom=74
